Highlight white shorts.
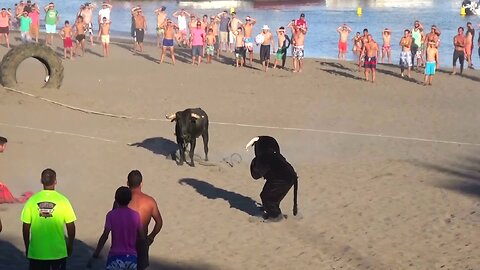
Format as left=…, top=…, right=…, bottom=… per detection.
left=229, top=31, right=236, bottom=44
left=45, top=24, right=56, bottom=34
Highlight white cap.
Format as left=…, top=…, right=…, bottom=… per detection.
left=262, top=25, right=269, bottom=30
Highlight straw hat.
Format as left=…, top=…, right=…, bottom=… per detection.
left=262, top=25, right=270, bottom=30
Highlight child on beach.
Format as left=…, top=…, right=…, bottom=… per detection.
left=59, top=20, right=73, bottom=59
left=424, top=41, right=438, bottom=86
left=205, top=28, right=216, bottom=63
left=17, top=11, right=31, bottom=43
left=88, top=186, right=144, bottom=269
left=233, top=27, right=245, bottom=67
left=74, top=15, right=86, bottom=56
left=98, top=16, right=111, bottom=57
left=273, top=27, right=291, bottom=69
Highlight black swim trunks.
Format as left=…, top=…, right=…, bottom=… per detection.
left=76, top=34, right=85, bottom=42
left=135, top=28, right=144, bottom=43
left=260, top=45, right=270, bottom=62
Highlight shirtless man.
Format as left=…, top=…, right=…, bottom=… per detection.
left=381, top=28, right=392, bottom=63
left=172, top=9, right=190, bottom=47
left=362, top=34, right=379, bottom=83
left=291, top=23, right=306, bottom=73
left=465, top=22, right=474, bottom=69
left=452, top=27, right=466, bottom=75
left=358, top=29, right=369, bottom=68
left=336, top=24, right=352, bottom=60
left=188, top=15, right=197, bottom=46
left=133, top=9, right=147, bottom=53
left=424, top=41, right=439, bottom=86
left=97, top=17, right=110, bottom=57
left=228, top=12, right=242, bottom=54
left=399, top=29, right=413, bottom=78
left=243, top=16, right=256, bottom=65
left=125, top=170, right=163, bottom=270
left=59, top=20, right=73, bottom=59
left=424, top=25, right=440, bottom=49
left=208, top=15, right=220, bottom=58
left=74, top=15, right=85, bottom=56
left=160, top=19, right=177, bottom=65
left=259, top=25, right=275, bottom=72
left=154, top=6, right=167, bottom=47
left=80, top=3, right=95, bottom=46
left=352, top=32, right=362, bottom=56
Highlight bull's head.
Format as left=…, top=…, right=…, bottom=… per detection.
left=166, top=111, right=202, bottom=142
left=165, top=112, right=201, bottom=122
left=245, top=136, right=280, bottom=156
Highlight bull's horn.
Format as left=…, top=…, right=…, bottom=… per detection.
left=191, top=113, right=201, bottom=119
left=166, top=113, right=176, bottom=120
left=245, top=137, right=259, bottom=151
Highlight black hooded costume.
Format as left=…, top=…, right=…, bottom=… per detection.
left=249, top=136, right=298, bottom=219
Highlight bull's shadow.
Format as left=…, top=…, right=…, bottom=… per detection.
left=414, top=155, right=480, bottom=198
left=178, top=178, right=262, bottom=217
left=130, top=137, right=178, bottom=160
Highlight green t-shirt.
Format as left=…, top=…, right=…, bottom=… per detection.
left=21, top=190, right=76, bottom=260
left=45, top=9, right=58, bottom=25
left=19, top=16, right=31, bottom=32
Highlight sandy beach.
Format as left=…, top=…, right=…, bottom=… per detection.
left=0, top=35, right=480, bottom=270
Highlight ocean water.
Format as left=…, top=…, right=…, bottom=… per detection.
left=2, top=0, right=479, bottom=68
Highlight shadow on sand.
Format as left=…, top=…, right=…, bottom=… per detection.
left=413, top=156, right=480, bottom=198
left=319, top=68, right=364, bottom=81
left=129, top=137, right=178, bottom=159
left=0, top=238, right=215, bottom=270
left=178, top=178, right=261, bottom=217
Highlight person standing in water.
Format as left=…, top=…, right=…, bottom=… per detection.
left=336, top=24, right=352, bottom=60
left=381, top=28, right=392, bottom=63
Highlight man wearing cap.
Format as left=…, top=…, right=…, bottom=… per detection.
left=217, top=10, right=230, bottom=53
left=259, top=25, right=275, bottom=72
left=21, top=168, right=77, bottom=270
left=43, top=2, right=59, bottom=46
left=154, top=6, right=167, bottom=47
left=159, top=19, right=177, bottom=65
left=295, top=13, right=307, bottom=31
left=244, top=16, right=256, bottom=65
left=80, top=3, right=95, bottom=46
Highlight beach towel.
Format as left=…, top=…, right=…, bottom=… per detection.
left=0, top=182, right=33, bottom=203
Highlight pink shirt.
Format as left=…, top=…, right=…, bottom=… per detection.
left=191, top=28, right=205, bottom=46
left=29, top=11, right=39, bottom=26
left=0, top=13, right=9, bottom=27
left=105, top=207, right=141, bottom=257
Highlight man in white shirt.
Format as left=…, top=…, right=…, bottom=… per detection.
left=98, top=2, right=112, bottom=31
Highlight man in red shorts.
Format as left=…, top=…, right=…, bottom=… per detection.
left=336, top=23, right=352, bottom=60
left=60, top=20, right=73, bottom=59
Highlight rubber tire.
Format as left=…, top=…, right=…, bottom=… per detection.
left=0, top=43, right=64, bottom=89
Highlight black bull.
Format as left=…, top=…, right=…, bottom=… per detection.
left=166, top=108, right=209, bottom=167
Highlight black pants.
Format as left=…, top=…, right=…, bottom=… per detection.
left=411, top=43, right=418, bottom=66
left=135, top=28, right=145, bottom=43
left=260, top=45, right=270, bottom=62
left=30, top=258, right=66, bottom=270
left=260, top=178, right=293, bottom=219
left=453, top=50, right=465, bottom=73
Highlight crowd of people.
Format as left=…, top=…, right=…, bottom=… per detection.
left=337, top=20, right=479, bottom=85
left=0, top=1, right=308, bottom=72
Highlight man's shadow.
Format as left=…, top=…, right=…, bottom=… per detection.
left=178, top=178, right=262, bottom=217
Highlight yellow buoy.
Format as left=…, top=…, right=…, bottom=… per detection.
left=357, top=7, right=362, bottom=16
left=460, top=7, right=466, bottom=16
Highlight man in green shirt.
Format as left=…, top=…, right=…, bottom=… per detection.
left=44, top=2, right=59, bottom=46
left=21, top=168, right=76, bottom=270
left=17, top=10, right=31, bottom=43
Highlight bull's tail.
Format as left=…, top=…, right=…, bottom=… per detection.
left=293, top=178, right=298, bottom=216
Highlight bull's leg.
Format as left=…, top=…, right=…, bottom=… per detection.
left=202, top=130, right=209, bottom=161
left=189, top=139, right=196, bottom=167
left=178, top=142, right=186, bottom=166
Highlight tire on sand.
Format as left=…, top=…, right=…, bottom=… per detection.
left=0, top=43, right=64, bottom=89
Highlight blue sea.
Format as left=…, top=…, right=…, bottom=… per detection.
left=2, top=0, right=479, bottom=68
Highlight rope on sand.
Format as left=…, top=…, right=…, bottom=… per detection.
left=3, top=86, right=480, bottom=147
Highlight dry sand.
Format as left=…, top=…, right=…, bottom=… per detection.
left=0, top=35, right=480, bottom=270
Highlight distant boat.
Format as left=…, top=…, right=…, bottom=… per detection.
left=462, top=0, right=480, bottom=15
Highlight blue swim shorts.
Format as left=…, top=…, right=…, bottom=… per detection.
left=425, top=61, right=436, bottom=75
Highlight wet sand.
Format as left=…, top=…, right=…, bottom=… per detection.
left=0, top=36, right=479, bottom=269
